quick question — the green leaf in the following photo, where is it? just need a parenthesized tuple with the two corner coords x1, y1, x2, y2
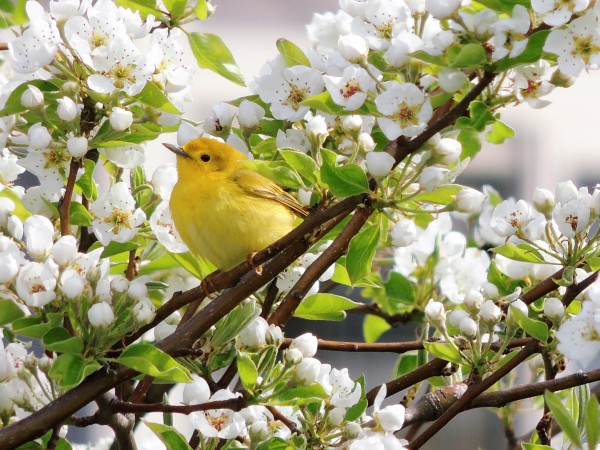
(188, 32, 246, 86)
(163, 0, 187, 18)
(0, 298, 24, 325)
(423, 342, 462, 364)
(384, 272, 415, 306)
(487, 260, 526, 296)
(346, 224, 381, 285)
(194, 0, 208, 19)
(49, 354, 100, 389)
(475, 0, 530, 14)
(268, 383, 329, 406)
(345, 399, 368, 422)
(320, 149, 369, 197)
(494, 30, 551, 72)
(545, 391, 583, 448)
(133, 81, 181, 114)
(554, 265, 575, 287)
(409, 50, 445, 67)
(240, 160, 304, 189)
(75, 159, 98, 201)
(69, 201, 93, 226)
(394, 353, 418, 377)
(117, 343, 192, 383)
(492, 243, 545, 263)
(42, 327, 84, 354)
(587, 257, 600, 271)
(458, 128, 481, 158)
(363, 314, 390, 343)
(521, 444, 553, 450)
(276, 38, 310, 67)
(100, 241, 140, 258)
(144, 421, 192, 450)
(295, 293, 360, 321)
(279, 149, 319, 185)
(463, 101, 496, 132)
(302, 91, 346, 115)
(509, 306, 548, 342)
(115, 0, 162, 18)
(486, 120, 515, 144)
(168, 251, 215, 279)
(12, 314, 61, 339)
(237, 352, 258, 390)
(412, 184, 463, 205)
(449, 43, 486, 68)
(211, 301, 261, 347)
(586, 395, 599, 450)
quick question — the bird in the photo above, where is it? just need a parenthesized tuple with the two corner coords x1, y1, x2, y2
(164, 137, 307, 271)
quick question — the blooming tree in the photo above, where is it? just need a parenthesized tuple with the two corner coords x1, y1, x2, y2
(0, 0, 599, 449)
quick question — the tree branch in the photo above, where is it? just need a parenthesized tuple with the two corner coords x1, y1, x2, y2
(408, 340, 540, 449)
(58, 158, 80, 236)
(283, 337, 425, 353)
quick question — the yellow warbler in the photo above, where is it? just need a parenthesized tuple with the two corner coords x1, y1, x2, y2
(164, 138, 307, 271)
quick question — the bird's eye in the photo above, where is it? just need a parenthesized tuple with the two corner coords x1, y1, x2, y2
(200, 154, 211, 162)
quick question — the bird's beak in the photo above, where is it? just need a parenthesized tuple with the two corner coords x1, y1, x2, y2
(163, 143, 191, 159)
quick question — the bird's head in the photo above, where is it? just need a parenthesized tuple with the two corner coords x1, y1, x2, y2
(163, 138, 248, 175)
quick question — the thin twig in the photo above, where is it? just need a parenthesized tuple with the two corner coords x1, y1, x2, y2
(58, 159, 80, 236)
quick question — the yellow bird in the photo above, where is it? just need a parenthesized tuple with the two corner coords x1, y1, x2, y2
(164, 138, 307, 271)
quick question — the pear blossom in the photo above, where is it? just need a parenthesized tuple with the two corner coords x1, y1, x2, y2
(491, 5, 530, 60)
(513, 61, 555, 108)
(490, 199, 533, 237)
(150, 202, 188, 253)
(338, 34, 369, 62)
(256, 63, 324, 121)
(325, 65, 376, 111)
(372, 384, 406, 432)
(350, 0, 413, 51)
(552, 199, 590, 238)
(16, 261, 59, 307)
(147, 28, 194, 92)
(276, 128, 311, 153)
(183, 375, 211, 405)
(555, 180, 579, 204)
(203, 102, 235, 135)
(375, 82, 432, 140)
(544, 10, 600, 77)
(532, 0, 590, 26)
(189, 390, 245, 439)
(8, 1, 60, 73)
(327, 368, 362, 407)
(100, 144, 145, 169)
(391, 218, 417, 247)
(90, 182, 146, 245)
(307, 10, 353, 53)
(556, 300, 600, 366)
(386, 30, 424, 67)
(0, 149, 26, 191)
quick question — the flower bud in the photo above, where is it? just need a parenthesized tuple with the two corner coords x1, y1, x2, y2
(57, 97, 78, 121)
(293, 357, 321, 385)
(51, 235, 78, 267)
(434, 137, 462, 164)
(290, 333, 318, 358)
(7, 216, 23, 241)
(456, 188, 485, 214)
(110, 276, 129, 294)
(463, 290, 483, 312)
(21, 85, 44, 109)
(342, 115, 363, 133)
(506, 299, 528, 329)
(344, 421, 362, 440)
(298, 188, 313, 206)
(62, 81, 80, 96)
(306, 115, 328, 147)
(438, 68, 468, 93)
(366, 152, 395, 177)
(543, 297, 565, 321)
(358, 132, 376, 152)
(327, 407, 345, 426)
(237, 100, 265, 129)
(109, 107, 133, 131)
(0, 385, 13, 413)
(183, 375, 211, 405)
(425, 0, 461, 18)
(38, 355, 53, 372)
(0, 254, 19, 283)
(555, 181, 578, 204)
(420, 166, 448, 191)
(459, 317, 478, 338)
(177, 121, 201, 146)
(425, 299, 446, 329)
(338, 34, 369, 63)
(88, 302, 114, 328)
(448, 309, 469, 329)
(28, 123, 52, 149)
(284, 347, 303, 365)
(532, 187, 554, 218)
(249, 420, 271, 441)
(390, 218, 417, 247)
(61, 275, 85, 300)
(479, 300, 501, 325)
(266, 324, 284, 346)
(67, 135, 88, 158)
(239, 317, 269, 348)
(133, 298, 155, 324)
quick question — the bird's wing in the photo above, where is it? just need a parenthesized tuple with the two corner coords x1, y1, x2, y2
(231, 168, 309, 218)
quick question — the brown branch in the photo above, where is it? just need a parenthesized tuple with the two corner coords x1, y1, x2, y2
(260, 280, 279, 319)
(536, 352, 557, 445)
(562, 270, 599, 307)
(268, 203, 374, 326)
(403, 367, 600, 426)
(111, 397, 245, 414)
(58, 159, 80, 236)
(282, 337, 425, 354)
(267, 405, 300, 435)
(408, 340, 540, 449)
(366, 358, 449, 405)
(96, 394, 136, 450)
(125, 250, 138, 281)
